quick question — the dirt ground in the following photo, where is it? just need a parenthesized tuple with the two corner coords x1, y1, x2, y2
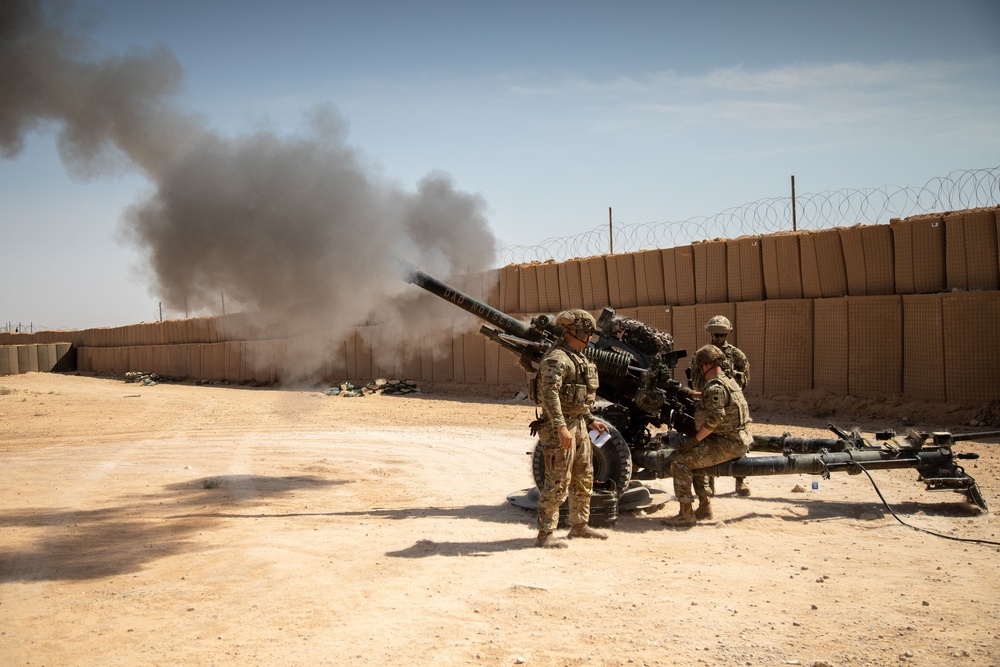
(1, 373, 998, 667)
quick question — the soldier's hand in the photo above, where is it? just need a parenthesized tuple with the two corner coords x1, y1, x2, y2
(588, 420, 610, 435)
(557, 425, 573, 450)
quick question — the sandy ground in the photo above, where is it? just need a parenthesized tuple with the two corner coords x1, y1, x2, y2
(1, 373, 998, 667)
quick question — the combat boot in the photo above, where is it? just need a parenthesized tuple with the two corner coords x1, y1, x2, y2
(695, 495, 713, 520)
(661, 503, 697, 527)
(568, 524, 609, 540)
(536, 530, 568, 549)
(735, 478, 751, 496)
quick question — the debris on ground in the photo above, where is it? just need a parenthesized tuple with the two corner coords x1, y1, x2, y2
(380, 379, 421, 395)
(124, 371, 162, 386)
(324, 379, 420, 397)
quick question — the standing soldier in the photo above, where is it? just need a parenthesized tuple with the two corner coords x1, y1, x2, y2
(665, 345, 753, 526)
(531, 309, 611, 548)
(690, 315, 752, 496)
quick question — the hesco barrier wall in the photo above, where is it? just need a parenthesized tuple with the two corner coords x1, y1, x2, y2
(0, 343, 75, 376)
(2, 207, 998, 405)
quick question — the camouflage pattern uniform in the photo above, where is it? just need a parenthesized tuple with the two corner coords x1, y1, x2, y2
(671, 368, 753, 505)
(690, 317, 751, 496)
(690, 341, 749, 391)
(535, 343, 600, 532)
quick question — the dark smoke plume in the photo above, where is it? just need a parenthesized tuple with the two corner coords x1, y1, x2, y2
(0, 0, 202, 177)
(1, 0, 498, 369)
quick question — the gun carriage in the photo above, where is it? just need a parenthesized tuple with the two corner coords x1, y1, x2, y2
(402, 262, 991, 512)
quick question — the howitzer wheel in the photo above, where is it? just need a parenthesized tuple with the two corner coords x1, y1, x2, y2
(531, 419, 632, 495)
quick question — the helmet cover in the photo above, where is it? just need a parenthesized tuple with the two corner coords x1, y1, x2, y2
(557, 309, 596, 339)
(694, 344, 726, 368)
(705, 315, 733, 334)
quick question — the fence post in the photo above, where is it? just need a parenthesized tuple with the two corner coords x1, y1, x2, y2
(791, 175, 797, 232)
(609, 207, 614, 255)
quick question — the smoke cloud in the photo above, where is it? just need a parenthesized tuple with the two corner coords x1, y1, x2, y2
(1, 0, 498, 364)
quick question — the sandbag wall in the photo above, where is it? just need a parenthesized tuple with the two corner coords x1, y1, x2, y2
(2, 207, 997, 404)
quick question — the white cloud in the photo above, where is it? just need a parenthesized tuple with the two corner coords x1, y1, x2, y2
(502, 58, 1000, 135)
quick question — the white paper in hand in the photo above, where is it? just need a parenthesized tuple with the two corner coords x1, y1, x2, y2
(589, 429, 611, 448)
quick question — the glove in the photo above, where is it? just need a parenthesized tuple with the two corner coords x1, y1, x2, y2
(678, 386, 698, 400)
(528, 415, 548, 437)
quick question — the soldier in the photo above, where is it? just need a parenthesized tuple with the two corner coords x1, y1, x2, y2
(664, 344, 753, 527)
(690, 315, 752, 496)
(531, 309, 611, 548)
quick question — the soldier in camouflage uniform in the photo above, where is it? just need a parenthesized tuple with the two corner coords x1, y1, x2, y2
(689, 315, 752, 496)
(664, 344, 753, 527)
(532, 309, 611, 549)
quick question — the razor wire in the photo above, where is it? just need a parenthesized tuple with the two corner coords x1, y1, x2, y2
(497, 166, 1000, 266)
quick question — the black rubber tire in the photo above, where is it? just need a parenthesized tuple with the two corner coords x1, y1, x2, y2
(531, 419, 632, 495)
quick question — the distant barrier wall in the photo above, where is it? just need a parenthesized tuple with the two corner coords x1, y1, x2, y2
(0, 343, 75, 376)
(3, 207, 998, 405)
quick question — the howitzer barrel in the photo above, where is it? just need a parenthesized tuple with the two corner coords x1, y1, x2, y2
(400, 261, 532, 339)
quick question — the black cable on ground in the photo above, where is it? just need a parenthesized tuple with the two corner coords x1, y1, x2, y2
(855, 465, 1000, 547)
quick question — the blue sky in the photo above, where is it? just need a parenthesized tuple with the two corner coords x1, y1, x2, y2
(2, 0, 999, 330)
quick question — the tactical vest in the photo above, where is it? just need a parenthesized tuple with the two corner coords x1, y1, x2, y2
(705, 374, 751, 434)
(722, 345, 748, 389)
(528, 347, 598, 411)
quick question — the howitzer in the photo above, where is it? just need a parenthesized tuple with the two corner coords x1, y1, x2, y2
(401, 261, 698, 441)
(401, 262, 991, 512)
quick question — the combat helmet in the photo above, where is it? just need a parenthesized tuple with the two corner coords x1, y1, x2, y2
(693, 344, 726, 368)
(705, 315, 733, 334)
(556, 309, 597, 340)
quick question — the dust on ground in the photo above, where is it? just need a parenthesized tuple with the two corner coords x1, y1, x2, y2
(1, 373, 998, 667)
